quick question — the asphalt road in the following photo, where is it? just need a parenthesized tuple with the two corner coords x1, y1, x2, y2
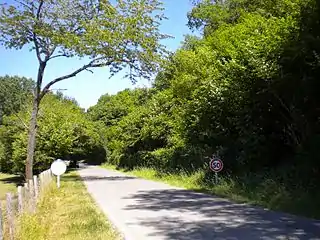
(78, 166, 320, 240)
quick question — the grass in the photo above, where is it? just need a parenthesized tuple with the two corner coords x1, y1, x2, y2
(102, 164, 248, 202)
(102, 163, 320, 220)
(0, 172, 23, 200)
(15, 171, 121, 240)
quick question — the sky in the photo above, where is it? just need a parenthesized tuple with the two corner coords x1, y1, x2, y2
(0, 0, 195, 110)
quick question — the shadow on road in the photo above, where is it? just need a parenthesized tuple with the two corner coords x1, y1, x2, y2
(122, 189, 320, 240)
(63, 175, 135, 182)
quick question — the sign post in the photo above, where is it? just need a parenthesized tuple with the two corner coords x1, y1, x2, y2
(209, 156, 223, 184)
(50, 159, 67, 188)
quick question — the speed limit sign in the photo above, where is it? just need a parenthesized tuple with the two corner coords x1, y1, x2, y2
(209, 158, 223, 173)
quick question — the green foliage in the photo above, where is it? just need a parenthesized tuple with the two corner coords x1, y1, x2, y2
(0, 91, 103, 175)
(87, 88, 153, 126)
(188, 0, 304, 36)
(91, 0, 320, 217)
(0, 75, 33, 121)
(0, 0, 170, 82)
(0, 75, 34, 172)
(1, 0, 171, 179)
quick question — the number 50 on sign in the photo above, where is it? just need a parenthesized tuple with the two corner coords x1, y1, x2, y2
(209, 158, 223, 173)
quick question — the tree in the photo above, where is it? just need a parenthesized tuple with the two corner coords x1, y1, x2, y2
(0, 75, 34, 124)
(187, 0, 303, 36)
(87, 88, 153, 126)
(0, 91, 101, 175)
(0, 0, 170, 179)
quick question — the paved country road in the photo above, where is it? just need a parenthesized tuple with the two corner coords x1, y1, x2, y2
(78, 165, 320, 240)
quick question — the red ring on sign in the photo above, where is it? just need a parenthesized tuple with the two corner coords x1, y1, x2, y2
(209, 158, 223, 173)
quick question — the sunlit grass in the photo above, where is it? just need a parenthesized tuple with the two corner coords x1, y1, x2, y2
(15, 171, 121, 240)
(102, 163, 247, 201)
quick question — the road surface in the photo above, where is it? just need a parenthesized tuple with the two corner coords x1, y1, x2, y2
(78, 166, 320, 240)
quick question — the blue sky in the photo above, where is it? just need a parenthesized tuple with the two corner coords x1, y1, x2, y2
(0, 0, 195, 109)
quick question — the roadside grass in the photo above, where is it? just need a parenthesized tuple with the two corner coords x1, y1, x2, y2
(15, 171, 121, 240)
(102, 163, 320, 220)
(0, 172, 23, 199)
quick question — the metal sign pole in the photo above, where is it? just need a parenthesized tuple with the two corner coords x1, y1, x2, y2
(215, 172, 218, 185)
(57, 175, 60, 188)
(209, 155, 223, 185)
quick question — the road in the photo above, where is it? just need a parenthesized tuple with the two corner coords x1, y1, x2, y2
(78, 166, 320, 240)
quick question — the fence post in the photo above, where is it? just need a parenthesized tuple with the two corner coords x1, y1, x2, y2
(48, 170, 52, 183)
(0, 203, 3, 240)
(6, 193, 14, 240)
(24, 182, 28, 192)
(18, 186, 23, 214)
(39, 173, 43, 192)
(44, 171, 48, 185)
(33, 175, 39, 200)
(29, 179, 36, 213)
(24, 182, 29, 212)
(46, 170, 49, 184)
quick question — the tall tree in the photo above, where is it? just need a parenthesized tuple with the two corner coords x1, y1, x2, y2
(0, 75, 34, 121)
(0, 0, 169, 179)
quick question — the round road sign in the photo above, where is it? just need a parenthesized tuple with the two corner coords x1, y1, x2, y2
(50, 159, 67, 176)
(209, 158, 223, 173)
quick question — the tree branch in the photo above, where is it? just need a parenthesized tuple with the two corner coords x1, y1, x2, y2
(44, 46, 57, 62)
(33, 0, 45, 63)
(48, 53, 67, 61)
(36, 0, 44, 20)
(85, 69, 94, 74)
(33, 34, 43, 63)
(14, 0, 34, 13)
(39, 57, 113, 100)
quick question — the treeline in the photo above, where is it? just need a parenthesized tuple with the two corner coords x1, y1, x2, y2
(0, 75, 105, 176)
(88, 0, 320, 176)
(88, 0, 320, 216)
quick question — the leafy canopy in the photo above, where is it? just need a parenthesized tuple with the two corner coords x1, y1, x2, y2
(0, 0, 170, 84)
(0, 75, 34, 122)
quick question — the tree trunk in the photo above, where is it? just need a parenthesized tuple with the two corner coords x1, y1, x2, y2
(25, 97, 40, 180)
(25, 61, 45, 180)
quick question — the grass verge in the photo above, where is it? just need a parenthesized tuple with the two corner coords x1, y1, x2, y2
(102, 164, 320, 220)
(15, 171, 121, 240)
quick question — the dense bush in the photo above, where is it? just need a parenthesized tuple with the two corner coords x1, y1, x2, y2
(88, 0, 320, 216)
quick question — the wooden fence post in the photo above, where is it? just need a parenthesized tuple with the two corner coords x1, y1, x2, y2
(6, 193, 14, 240)
(0, 203, 3, 240)
(24, 182, 28, 192)
(34, 175, 39, 200)
(39, 173, 43, 192)
(46, 170, 49, 184)
(48, 170, 51, 183)
(28, 179, 35, 213)
(23, 182, 29, 212)
(44, 171, 48, 185)
(18, 186, 23, 214)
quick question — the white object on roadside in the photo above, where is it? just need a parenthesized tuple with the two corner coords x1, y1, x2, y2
(50, 159, 67, 188)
